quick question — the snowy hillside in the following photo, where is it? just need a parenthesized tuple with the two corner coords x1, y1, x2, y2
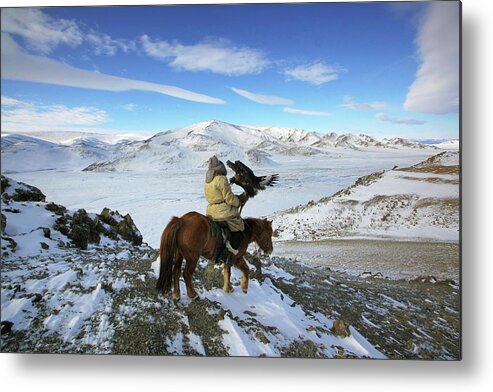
(1, 175, 389, 358)
(2, 130, 151, 145)
(432, 140, 460, 150)
(82, 120, 433, 172)
(1, 133, 139, 174)
(272, 151, 460, 242)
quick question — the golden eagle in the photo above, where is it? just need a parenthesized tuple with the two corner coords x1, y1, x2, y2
(226, 160, 279, 198)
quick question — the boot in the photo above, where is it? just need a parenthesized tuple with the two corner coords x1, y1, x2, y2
(230, 231, 244, 249)
(218, 246, 229, 265)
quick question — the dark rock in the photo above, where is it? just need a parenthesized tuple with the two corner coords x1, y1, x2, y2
(98, 207, 118, 226)
(1, 321, 14, 335)
(255, 331, 271, 344)
(40, 242, 49, 250)
(1, 213, 6, 234)
(1, 176, 46, 202)
(0, 176, 9, 194)
(45, 202, 67, 215)
(68, 209, 100, 250)
(3, 208, 20, 214)
(97, 208, 143, 246)
(31, 293, 43, 303)
(54, 215, 70, 236)
(331, 320, 351, 338)
(115, 214, 143, 246)
(1, 236, 17, 251)
(216, 309, 227, 321)
(42, 227, 51, 239)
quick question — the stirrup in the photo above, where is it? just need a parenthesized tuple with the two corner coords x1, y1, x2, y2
(225, 241, 239, 255)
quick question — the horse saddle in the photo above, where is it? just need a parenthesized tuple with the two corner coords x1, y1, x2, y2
(207, 217, 231, 263)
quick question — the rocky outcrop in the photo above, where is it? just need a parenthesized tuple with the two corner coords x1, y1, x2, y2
(1, 176, 145, 254)
(1, 175, 46, 202)
(68, 209, 102, 250)
(97, 208, 143, 246)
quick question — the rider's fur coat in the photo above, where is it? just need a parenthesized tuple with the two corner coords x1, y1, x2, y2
(204, 172, 244, 232)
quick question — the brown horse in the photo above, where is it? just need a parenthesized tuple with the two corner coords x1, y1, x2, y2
(156, 211, 273, 300)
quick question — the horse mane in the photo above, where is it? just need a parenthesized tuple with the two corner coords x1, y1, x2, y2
(243, 217, 269, 238)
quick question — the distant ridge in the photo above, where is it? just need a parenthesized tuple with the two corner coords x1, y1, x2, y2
(80, 119, 435, 172)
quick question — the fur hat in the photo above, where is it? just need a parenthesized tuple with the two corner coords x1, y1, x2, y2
(205, 155, 227, 183)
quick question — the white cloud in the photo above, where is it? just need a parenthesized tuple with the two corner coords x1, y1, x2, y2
(140, 35, 269, 76)
(283, 107, 330, 116)
(1, 8, 136, 57)
(284, 62, 343, 85)
(1, 96, 28, 107)
(404, 2, 459, 114)
(1, 96, 109, 133)
(1, 33, 224, 104)
(338, 96, 387, 111)
(231, 87, 294, 106)
(120, 103, 137, 111)
(86, 31, 136, 56)
(376, 113, 425, 126)
(0, 8, 83, 54)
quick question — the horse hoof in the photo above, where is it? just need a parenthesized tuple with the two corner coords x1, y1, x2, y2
(223, 286, 234, 293)
(242, 289, 248, 294)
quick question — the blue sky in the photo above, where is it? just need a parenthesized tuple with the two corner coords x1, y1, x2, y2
(1, 2, 460, 139)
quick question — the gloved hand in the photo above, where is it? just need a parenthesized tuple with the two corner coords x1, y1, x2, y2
(237, 192, 249, 204)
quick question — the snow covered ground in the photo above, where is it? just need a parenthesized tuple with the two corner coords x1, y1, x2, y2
(1, 175, 387, 357)
(272, 151, 460, 243)
(148, 258, 386, 358)
(1, 122, 460, 358)
(8, 149, 437, 248)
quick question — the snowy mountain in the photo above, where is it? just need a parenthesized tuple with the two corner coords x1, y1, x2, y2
(272, 151, 460, 242)
(1, 133, 139, 173)
(431, 140, 460, 150)
(82, 120, 433, 172)
(2, 130, 151, 145)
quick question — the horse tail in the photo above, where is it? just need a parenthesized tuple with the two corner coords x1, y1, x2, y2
(156, 216, 183, 294)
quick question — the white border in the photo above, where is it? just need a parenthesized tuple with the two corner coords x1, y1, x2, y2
(2, 0, 492, 391)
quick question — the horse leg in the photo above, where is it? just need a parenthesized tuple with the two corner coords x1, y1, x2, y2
(235, 257, 250, 294)
(222, 264, 234, 293)
(183, 257, 199, 300)
(172, 255, 183, 300)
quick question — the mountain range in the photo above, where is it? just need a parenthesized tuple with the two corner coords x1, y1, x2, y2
(82, 120, 436, 172)
(2, 119, 441, 173)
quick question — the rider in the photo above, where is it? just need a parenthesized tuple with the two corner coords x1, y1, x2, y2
(204, 155, 249, 265)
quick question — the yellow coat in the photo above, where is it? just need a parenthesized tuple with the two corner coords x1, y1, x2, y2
(204, 175, 244, 232)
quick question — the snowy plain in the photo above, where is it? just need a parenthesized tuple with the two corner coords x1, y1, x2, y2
(9, 148, 438, 248)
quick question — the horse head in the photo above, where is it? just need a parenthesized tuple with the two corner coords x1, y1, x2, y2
(255, 218, 274, 255)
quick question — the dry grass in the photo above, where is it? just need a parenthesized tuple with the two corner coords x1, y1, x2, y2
(414, 197, 460, 209)
(397, 165, 460, 175)
(399, 176, 460, 185)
